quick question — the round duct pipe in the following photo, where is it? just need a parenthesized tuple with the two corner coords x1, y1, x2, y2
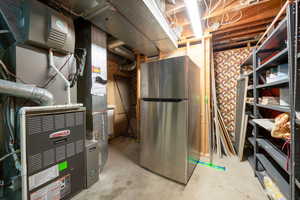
(108, 40, 125, 49)
(120, 62, 136, 71)
(108, 40, 135, 61)
(166, 0, 176, 4)
(111, 47, 135, 61)
(108, 39, 136, 71)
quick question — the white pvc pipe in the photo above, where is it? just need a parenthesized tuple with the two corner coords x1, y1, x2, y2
(19, 104, 82, 200)
(48, 49, 71, 105)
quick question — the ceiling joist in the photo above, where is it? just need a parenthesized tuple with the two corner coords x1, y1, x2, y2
(212, 17, 275, 35)
(213, 36, 258, 45)
(213, 27, 267, 41)
(167, 0, 285, 50)
(202, 0, 272, 20)
(213, 39, 259, 51)
(166, 4, 186, 16)
(207, 1, 283, 33)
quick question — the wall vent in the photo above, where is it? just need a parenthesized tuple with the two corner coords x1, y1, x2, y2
(47, 28, 66, 49)
(47, 13, 67, 50)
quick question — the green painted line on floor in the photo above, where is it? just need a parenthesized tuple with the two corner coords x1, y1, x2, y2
(188, 157, 226, 171)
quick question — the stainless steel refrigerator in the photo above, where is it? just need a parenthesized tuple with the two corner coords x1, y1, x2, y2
(140, 56, 201, 184)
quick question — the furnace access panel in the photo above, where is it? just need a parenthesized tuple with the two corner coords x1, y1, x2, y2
(25, 108, 86, 200)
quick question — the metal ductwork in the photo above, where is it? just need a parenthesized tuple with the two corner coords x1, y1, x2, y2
(0, 79, 54, 106)
(112, 47, 135, 61)
(120, 62, 136, 71)
(69, 0, 178, 56)
(108, 40, 125, 49)
(108, 39, 136, 70)
(166, 0, 176, 4)
(108, 40, 135, 61)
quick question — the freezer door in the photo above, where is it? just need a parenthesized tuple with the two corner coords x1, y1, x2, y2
(141, 59, 160, 98)
(141, 56, 188, 99)
(140, 100, 188, 184)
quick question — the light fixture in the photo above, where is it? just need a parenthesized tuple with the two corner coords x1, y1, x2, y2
(184, 0, 203, 38)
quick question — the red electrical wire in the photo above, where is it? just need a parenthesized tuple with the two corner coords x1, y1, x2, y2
(282, 139, 291, 171)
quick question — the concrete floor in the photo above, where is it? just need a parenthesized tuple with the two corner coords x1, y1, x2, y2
(74, 137, 267, 200)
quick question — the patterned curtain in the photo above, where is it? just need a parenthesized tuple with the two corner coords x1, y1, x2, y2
(214, 47, 252, 134)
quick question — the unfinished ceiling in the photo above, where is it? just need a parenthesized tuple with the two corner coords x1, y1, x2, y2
(38, 0, 179, 57)
(40, 0, 286, 52)
(165, 0, 286, 51)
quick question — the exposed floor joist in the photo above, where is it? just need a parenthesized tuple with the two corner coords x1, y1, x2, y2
(203, 0, 272, 20)
(214, 39, 259, 51)
(213, 29, 265, 42)
(212, 17, 275, 35)
(166, 0, 285, 50)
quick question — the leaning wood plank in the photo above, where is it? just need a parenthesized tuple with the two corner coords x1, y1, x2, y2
(213, 106, 222, 157)
(215, 118, 230, 156)
(217, 116, 232, 156)
(218, 113, 235, 156)
(239, 115, 249, 161)
(238, 76, 249, 159)
(214, 117, 223, 155)
(204, 38, 211, 155)
(211, 48, 221, 157)
(212, 120, 216, 154)
(234, 76, 249, 154)
(217, 109, 236, 156)
(215, 108, 232, 156)
(217, 111, 231, 151)
(218, 120, 231, 156)
(205, 37, 213, 162)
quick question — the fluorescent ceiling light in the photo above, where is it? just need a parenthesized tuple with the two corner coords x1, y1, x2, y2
(184, 0, 203, 38)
